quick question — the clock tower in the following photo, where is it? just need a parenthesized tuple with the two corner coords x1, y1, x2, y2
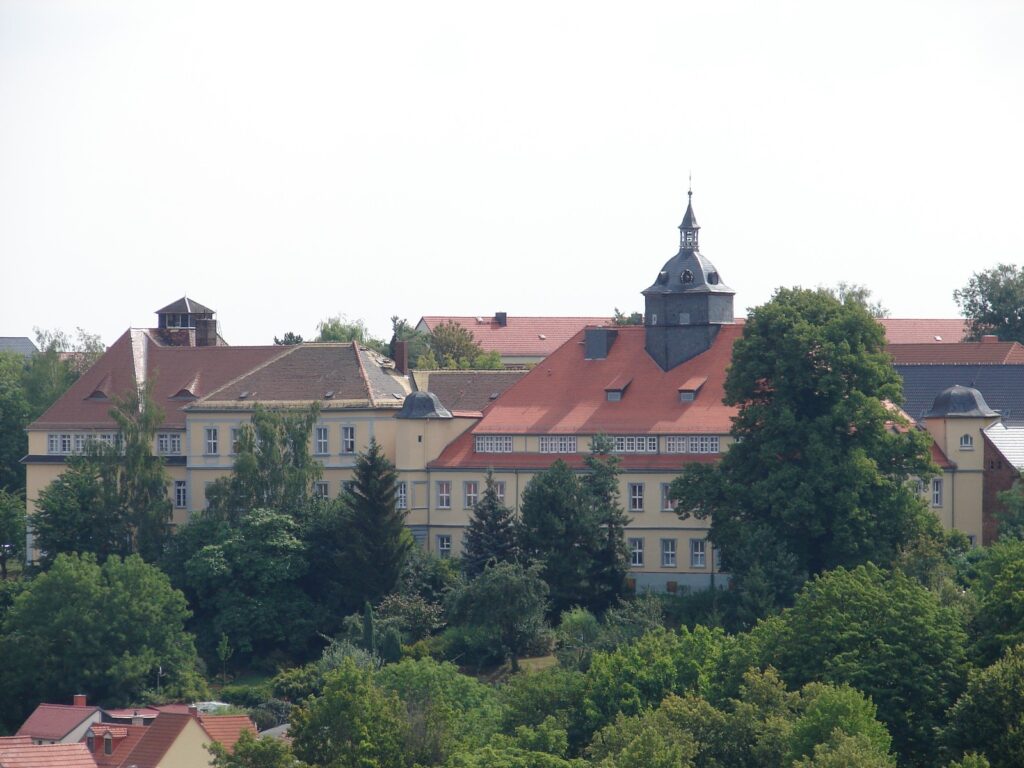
(643, 189, 735, 371)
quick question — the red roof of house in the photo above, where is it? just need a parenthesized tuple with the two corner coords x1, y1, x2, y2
(418, 316, 612, 358)
(16, 705, 100, 741)
(888, 341, 1024, 365)
(83, 726, 145, 768)
(111, 713, 197, 768)
(0, 739, 32, 748)
(0, 742, 98, 768)
(197, 716, 257, 754)
(879, 318, 969, 344)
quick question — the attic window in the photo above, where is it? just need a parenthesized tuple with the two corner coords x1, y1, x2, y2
(707, 271, 719, 285)
(170, 389, 196, 400)
(682, 269, 694, 284)
(489, 391, 500, 400)
(538, 334, 547, 340)
(324, 390, 335, 399)
(678, 376, 707, 403)
(960, 434, 974, 450)
(238, 391, 252, 400)
(87, 389, 108, 400)
(86, 732, 95, 752)
(605, 375, 632, 402)
(104, 733, 113, 755)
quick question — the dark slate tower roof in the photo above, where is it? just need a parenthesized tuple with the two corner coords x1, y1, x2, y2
(644, 189, 732, 298)
(396, 391, 453, 419)
(925, 384, 999, 419)
(679, 194, 698, 230)
(156, 296, 214, 315)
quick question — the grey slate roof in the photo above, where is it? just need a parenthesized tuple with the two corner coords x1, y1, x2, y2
(155, 296, 214, 315)
(396, 392, 452, 419)
(924, 385, 999, 419)
(0, 337, 38, 357)
(897, 364, 1024, 424)
(985, 423, 1024, 469)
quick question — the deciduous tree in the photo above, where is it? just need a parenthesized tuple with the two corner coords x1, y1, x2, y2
(316, 314, 388, 354)
(0, 352, 29, 492)
(0, 489, 25, 579)
(954, 263, 1024, 342)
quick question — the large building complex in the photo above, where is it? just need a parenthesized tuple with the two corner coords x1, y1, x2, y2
(22, 194, 1021, 586)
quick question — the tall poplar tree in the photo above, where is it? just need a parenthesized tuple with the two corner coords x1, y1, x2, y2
(462, 471, 520, 578)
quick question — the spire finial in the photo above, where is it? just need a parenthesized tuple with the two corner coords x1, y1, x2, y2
(688, 172, 692, 198)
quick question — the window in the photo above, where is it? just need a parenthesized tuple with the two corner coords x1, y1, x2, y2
(315, 426, 329, 455)
(932, 478, 943, 507)
(342, 426, 356, 454)
(539, 435, 577, 453)
(50, 433, 72, 454)
(606, 391, 622, 402)
(343, 480, 355, 494)
(968, 534, 977, 546)
(104, 733, 113, 756)
(494, 480, 506, 504)
(205, 427, 219, 455)
(628, 537, 644, 567)
(613, 436, 658, 453)
(98, 433, 117, 448)
(475, 435, 514, 453)
(157, 433, 181, 455)
(690, 538, 706, 568)
(313, 481, 329, 499)
(228, 428, 240, 454)
(628, 482, 644, 512)
(437, 534, 452, 559)
(464, 481, 479, 508)
(73, 434, 87, 454)
(174, 481, 187, 509)
(437, 481, 451, 509)
(661, 539, 677, 568)
(397, 481, 408, 510)
(960, 434, 974, 450)
(666, 435, 720, 454)
(660, 483, 677, 512)
(86, 733, 95, 753)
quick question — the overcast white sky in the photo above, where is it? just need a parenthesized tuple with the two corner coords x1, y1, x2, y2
(2, 1, 1023, 346)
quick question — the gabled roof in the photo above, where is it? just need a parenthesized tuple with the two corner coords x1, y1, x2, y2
(197, 716, 257, 754)
(28, 331, 284, 430)
(112, 713, 197, 768)
(84, 725, 146, 768)
(897, 364, 1024, 424)
(888, 341, 1024, 365)
(0, 337, 38, 357)
(879, 318, 969, 344)
(0, 742, 97, 768)
(410, 370, 527, 412)
(417, 316, 611, 358)
(188, 343, 409, 410)
(155, 297, 213, 315)
(15, 705, 100, 741)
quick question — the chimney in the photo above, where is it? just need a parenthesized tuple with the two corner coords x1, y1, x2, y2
(981, 334, 998, 343)
(196, 318, 218, 347)
(132, 710, 144, 726)
(393, 340, 409, 374)
(188, 706, 199, 718)
(494, 312, 508, 327)
(73, 694, 87, 707)
(584, 328, 618, 360)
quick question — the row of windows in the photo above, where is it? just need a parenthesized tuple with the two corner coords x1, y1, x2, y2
(46, 432, 119, 454)
(628, 536, 709, 569)
(201, 425, 357, 456)
(473, 434, 721, 455)
(431, 480, 507, 509)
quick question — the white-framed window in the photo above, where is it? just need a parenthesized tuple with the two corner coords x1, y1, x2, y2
(342, 426, 356, 454)
(475, 435, 514, 453)
(494, 480, 506, 504)
(539, 435, 577, 453)
(665, 435, 721, 454)
(230, 428, 241, 454)
(174, 480, 187, 509)
(661, 538, 677, 568)
(932, 478, 943, 507)
(628, 482, 644, 512)
(205, 427, 219, 455)
(464, 481, 479, 508)
(437, 481, 451, 509)
(690, 538, 706, 568)
(315, 426, 329, 455)
(60, 433, 73, 454)
(98, 433, 117, 448)
(313, 481, 329, 499)
(73, 434, 88, 454)
(157, 433, 181, 455)
(397, 481, 408, 510)
(628, 537, 644, 567)
(959, 434, 974, 450)
(613, 436, 659, 453)
(660, 483, 677, 512)
(437, 534, 452, 559)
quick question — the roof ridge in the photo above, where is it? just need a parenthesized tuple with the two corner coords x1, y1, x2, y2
(191, 344, 300, 403)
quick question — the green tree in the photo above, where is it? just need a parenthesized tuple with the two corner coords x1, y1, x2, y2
(273, 331, 304, 345)
(336, 439, 412, 606)
(582, 435, 630, 613)
(954, 263, 1024, 342)
(786, 682, 892, 765)
(994, 480, 1024, 539)
(0, 553, 205, 730)
(446, 561, 551, 670)
(763, 564, 968, 765)
(290, 657, 407, 768)
(818, 281, 890, 318)
(612, 308, 643, 326)
(0, 352, 30, 492)
(0, 490, 26, 579)
(463, 471, 520, 578)
(672, 287, 936, 615)
(22, 327, 105, 420)
(428, 320, 484, 368)
(316, 314, 388, 354)
(206, 404, 321, 522)
(964, 538, 1024, 664)
(944, 645, 1024, 768)
(209, 730, 308, 768)
(793, 732, 896, 768)
(389, 316, 430, 362)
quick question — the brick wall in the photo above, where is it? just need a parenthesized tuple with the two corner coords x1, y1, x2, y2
(982, 433, 1019, 544)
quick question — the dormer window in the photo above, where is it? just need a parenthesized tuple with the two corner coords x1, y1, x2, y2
(960, 434, 974, 450)
(104, 733, 113, 755)
(86, 731, 95, 752)
(604, 375, 632, 402)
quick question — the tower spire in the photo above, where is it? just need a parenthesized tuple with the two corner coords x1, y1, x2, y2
(679, 182, 699, 250)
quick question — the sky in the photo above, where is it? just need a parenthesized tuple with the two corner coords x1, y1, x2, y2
(1, 0, 1023, 347)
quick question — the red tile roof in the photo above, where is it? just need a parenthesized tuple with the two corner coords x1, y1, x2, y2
(28, 330, 285, 430)
(418, 316, 612, 358)
(111, 713, 195, 768)
(197, 716, 257, 754)
(888, 341, 1024, 365)
(83, 726, 145, 768)
(411, 370, 527, 412)
(0, 742, 98, 768)
(0, 739, 32, 748)
(16, 706, 100, 741)
(879, 318, 969, 344)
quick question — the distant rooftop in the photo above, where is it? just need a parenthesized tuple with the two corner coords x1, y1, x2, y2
(0, 336, 38, 358)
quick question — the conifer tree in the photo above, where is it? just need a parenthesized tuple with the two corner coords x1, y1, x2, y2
(582, 435, 630, 613)
(337, 439, 412, 607)
(462, 471, 520, 578)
